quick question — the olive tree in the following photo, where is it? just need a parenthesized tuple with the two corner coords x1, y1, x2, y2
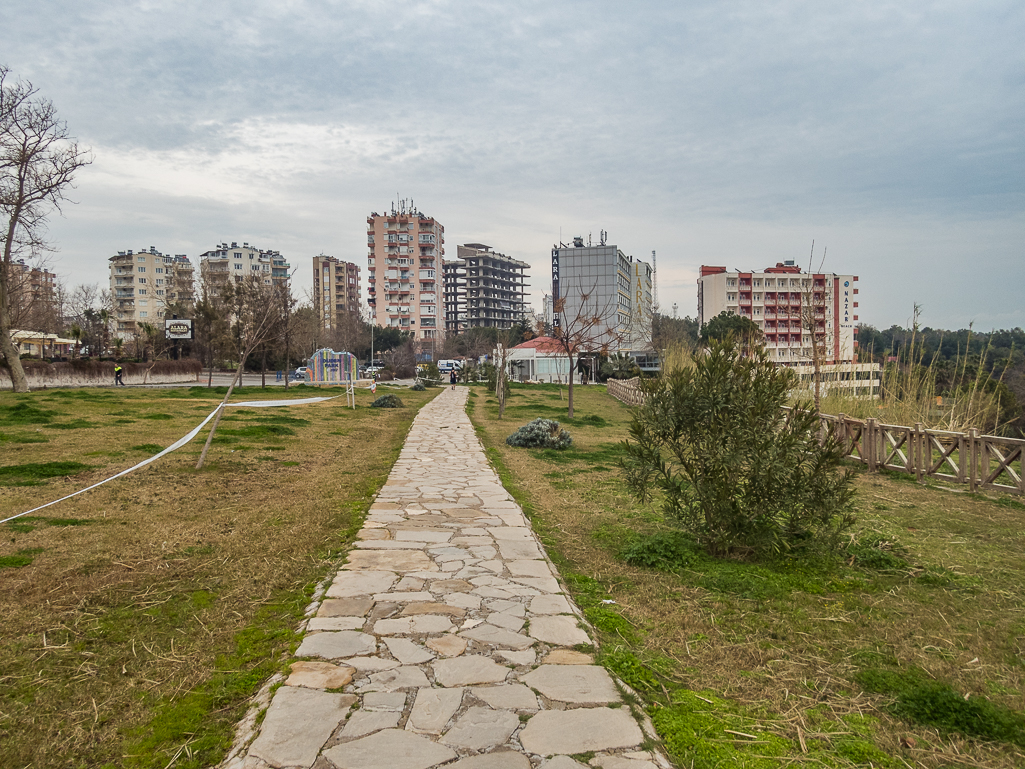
(1, 66, 91, 391)
(621, 337, 856, 560)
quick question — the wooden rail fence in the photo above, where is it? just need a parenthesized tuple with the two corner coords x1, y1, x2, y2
(606, 378, 1024, 496)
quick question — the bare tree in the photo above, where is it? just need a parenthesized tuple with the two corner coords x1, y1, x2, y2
(196, 275, 285, 469)
(1, 66, 91, 390)
(550, 280, 622, 418)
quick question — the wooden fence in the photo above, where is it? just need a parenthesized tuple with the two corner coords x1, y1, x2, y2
(606, 378, 1024, 496)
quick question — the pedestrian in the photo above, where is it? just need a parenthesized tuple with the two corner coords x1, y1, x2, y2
(450, 369, 457, 390)
(114, 362, 125, 386)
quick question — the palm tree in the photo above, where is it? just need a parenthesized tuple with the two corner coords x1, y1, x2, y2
(137, 322, 157, 362)
(69, 324, 83, 360)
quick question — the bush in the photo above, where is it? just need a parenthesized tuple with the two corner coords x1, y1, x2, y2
(370, 394, 404, 408)
(621, 338, 856, 560)
(410, 381, 426, 391)
(376, 369, 394, 381)
(506, 418, 572, 449)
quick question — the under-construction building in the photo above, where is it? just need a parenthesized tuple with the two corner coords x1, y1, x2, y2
(443, 244, 529, 332)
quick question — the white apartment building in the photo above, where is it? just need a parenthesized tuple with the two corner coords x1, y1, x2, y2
(198, 242, 290, 290)
(551, 238, 653, 356)
(366, 200, 444, 342)
(697, 261, 861, 364)
(108, 247, 195, 338)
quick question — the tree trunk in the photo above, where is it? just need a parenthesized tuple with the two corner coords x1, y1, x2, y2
(0, 303, 29, 392)
(567, 351, 575, 418)
(261, 346, 267, 388)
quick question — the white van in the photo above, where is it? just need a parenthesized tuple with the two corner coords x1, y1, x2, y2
(437, 360, 463, 373)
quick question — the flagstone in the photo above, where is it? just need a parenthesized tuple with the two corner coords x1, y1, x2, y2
(406, 686, 464, 733)
(494, 649, 536, 666)
(296, 631, 376, 660)
(507, 560, 554, 578)
(341, 709, 401, 739)
(448, 753, 532, 769)
(249, 687, 352, 768)
(425, 635, 468, 657)
(497, 540, 544, 560)
(344, 550, 437, 572)
(541, 758, 589, 769)
(344, 656, 401, 672)
(383, 637, 435, 664)
(318, 597, 375, 617)
(528, 616, 590, 647)
(487, 612, 526, 631)
(518, 708, 644, 755)
(400, 601, 466, 617)
(285, 661, 356, 690)
(433, 655, 510, 687)
(529, 594, 574, 615)
(543, 649, 594, 665)
(363, 691, 407, 710)
(521, 665, 620, 704)
(511, 576, 562, 593)
(590, 757, 660, 769)
(470, 683, 539, 710)
(371, 591, 435, 602)
(459, 624, 535, 650)
(441, 706, 519, 750)
(327, 571, 397, 598)
(374, 615, 454, 635)
(322, 729, 457, 769)
(361, 665, 431, 692)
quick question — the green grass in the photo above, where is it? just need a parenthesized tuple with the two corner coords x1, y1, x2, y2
(0, 548, 44, 568)
(0, 430, 49, 444)
(0, 460, 93, 486)
(469, 382, 1025, 768)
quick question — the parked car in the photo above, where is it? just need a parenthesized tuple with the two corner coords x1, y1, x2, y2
(294, 366, 310, 379)
(364, 365, 383, 377)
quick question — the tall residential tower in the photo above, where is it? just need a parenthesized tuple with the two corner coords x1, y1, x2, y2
(366, 201, 444, 342)
(443, 244, 529, 332)
(313, 255, 361, 330)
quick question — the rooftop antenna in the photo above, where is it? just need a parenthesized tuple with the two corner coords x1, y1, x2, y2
(652, 250, 658, 309)
(588, 232, 592, 246)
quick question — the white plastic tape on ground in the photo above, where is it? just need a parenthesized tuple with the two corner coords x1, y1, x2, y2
(0, 395, 342, 525)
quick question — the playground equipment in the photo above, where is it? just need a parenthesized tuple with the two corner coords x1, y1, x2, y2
(305, 348, 360, 408)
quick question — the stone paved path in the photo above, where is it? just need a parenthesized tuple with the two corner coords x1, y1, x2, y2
(224, 388, 670, 769)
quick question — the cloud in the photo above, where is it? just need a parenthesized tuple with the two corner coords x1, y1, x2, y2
(2, 0, 1022, 329)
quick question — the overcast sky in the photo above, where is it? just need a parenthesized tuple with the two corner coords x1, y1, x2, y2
(3, 0, 1022, 331)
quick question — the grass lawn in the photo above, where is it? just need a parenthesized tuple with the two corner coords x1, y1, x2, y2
(0, 382, 437, 769)
(469, 381, 1025, 769)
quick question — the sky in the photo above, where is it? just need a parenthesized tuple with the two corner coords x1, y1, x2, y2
(2, 0, 1023, 332)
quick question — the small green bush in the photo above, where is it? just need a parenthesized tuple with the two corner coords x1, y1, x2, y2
(410, 381, 426, 392)
(621, 338, 855, 560)
(506, 418, 572, 449)
(370, 394, 404, 409)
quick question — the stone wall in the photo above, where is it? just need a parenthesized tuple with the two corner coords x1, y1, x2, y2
(0, 359, 202, 388)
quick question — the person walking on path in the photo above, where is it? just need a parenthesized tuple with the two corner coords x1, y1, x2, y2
(449, 368, 457, 389)
(114, 363, 125, 386)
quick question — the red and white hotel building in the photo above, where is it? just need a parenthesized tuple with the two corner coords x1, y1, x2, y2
(697, 261, 860, 365)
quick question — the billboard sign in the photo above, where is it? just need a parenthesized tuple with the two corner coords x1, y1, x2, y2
(165, 318, 194, 340)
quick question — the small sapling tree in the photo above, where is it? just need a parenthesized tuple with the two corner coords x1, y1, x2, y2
(621, 337, 856, 560)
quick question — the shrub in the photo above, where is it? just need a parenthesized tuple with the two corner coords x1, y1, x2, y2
(370, 394, 404, 409)
(410, 381, 426, 391)
(621, 337, 856, 560)
(506, 418, 572, 449)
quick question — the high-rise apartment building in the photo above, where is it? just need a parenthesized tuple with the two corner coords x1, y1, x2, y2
(313, 255, 361, 330)
(697, 262, 860, 364)
(198, 241, 290, 291)
(109, 247, 195, 337)
(550, 238, 653, 354)
(9, 259, 57, 331)
(443, 244, 529, 333)
(366, 201, 444, 341)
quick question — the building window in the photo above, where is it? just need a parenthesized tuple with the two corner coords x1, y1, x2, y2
(139, 311, 148, 317)
(138, 278, 146, 284)
(235, 264, 242, 270)
(155, 267, 164, 274)
(138, 267, 146, 273)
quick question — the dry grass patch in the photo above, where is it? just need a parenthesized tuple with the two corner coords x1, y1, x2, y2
(470, 382, 1025, 769)
(0, 383, 436, 768)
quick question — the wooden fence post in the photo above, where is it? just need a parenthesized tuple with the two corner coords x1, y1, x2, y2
(968, 428, 979, 492)
(865, 418, 876, 471)
(914, 423, 925, 482)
